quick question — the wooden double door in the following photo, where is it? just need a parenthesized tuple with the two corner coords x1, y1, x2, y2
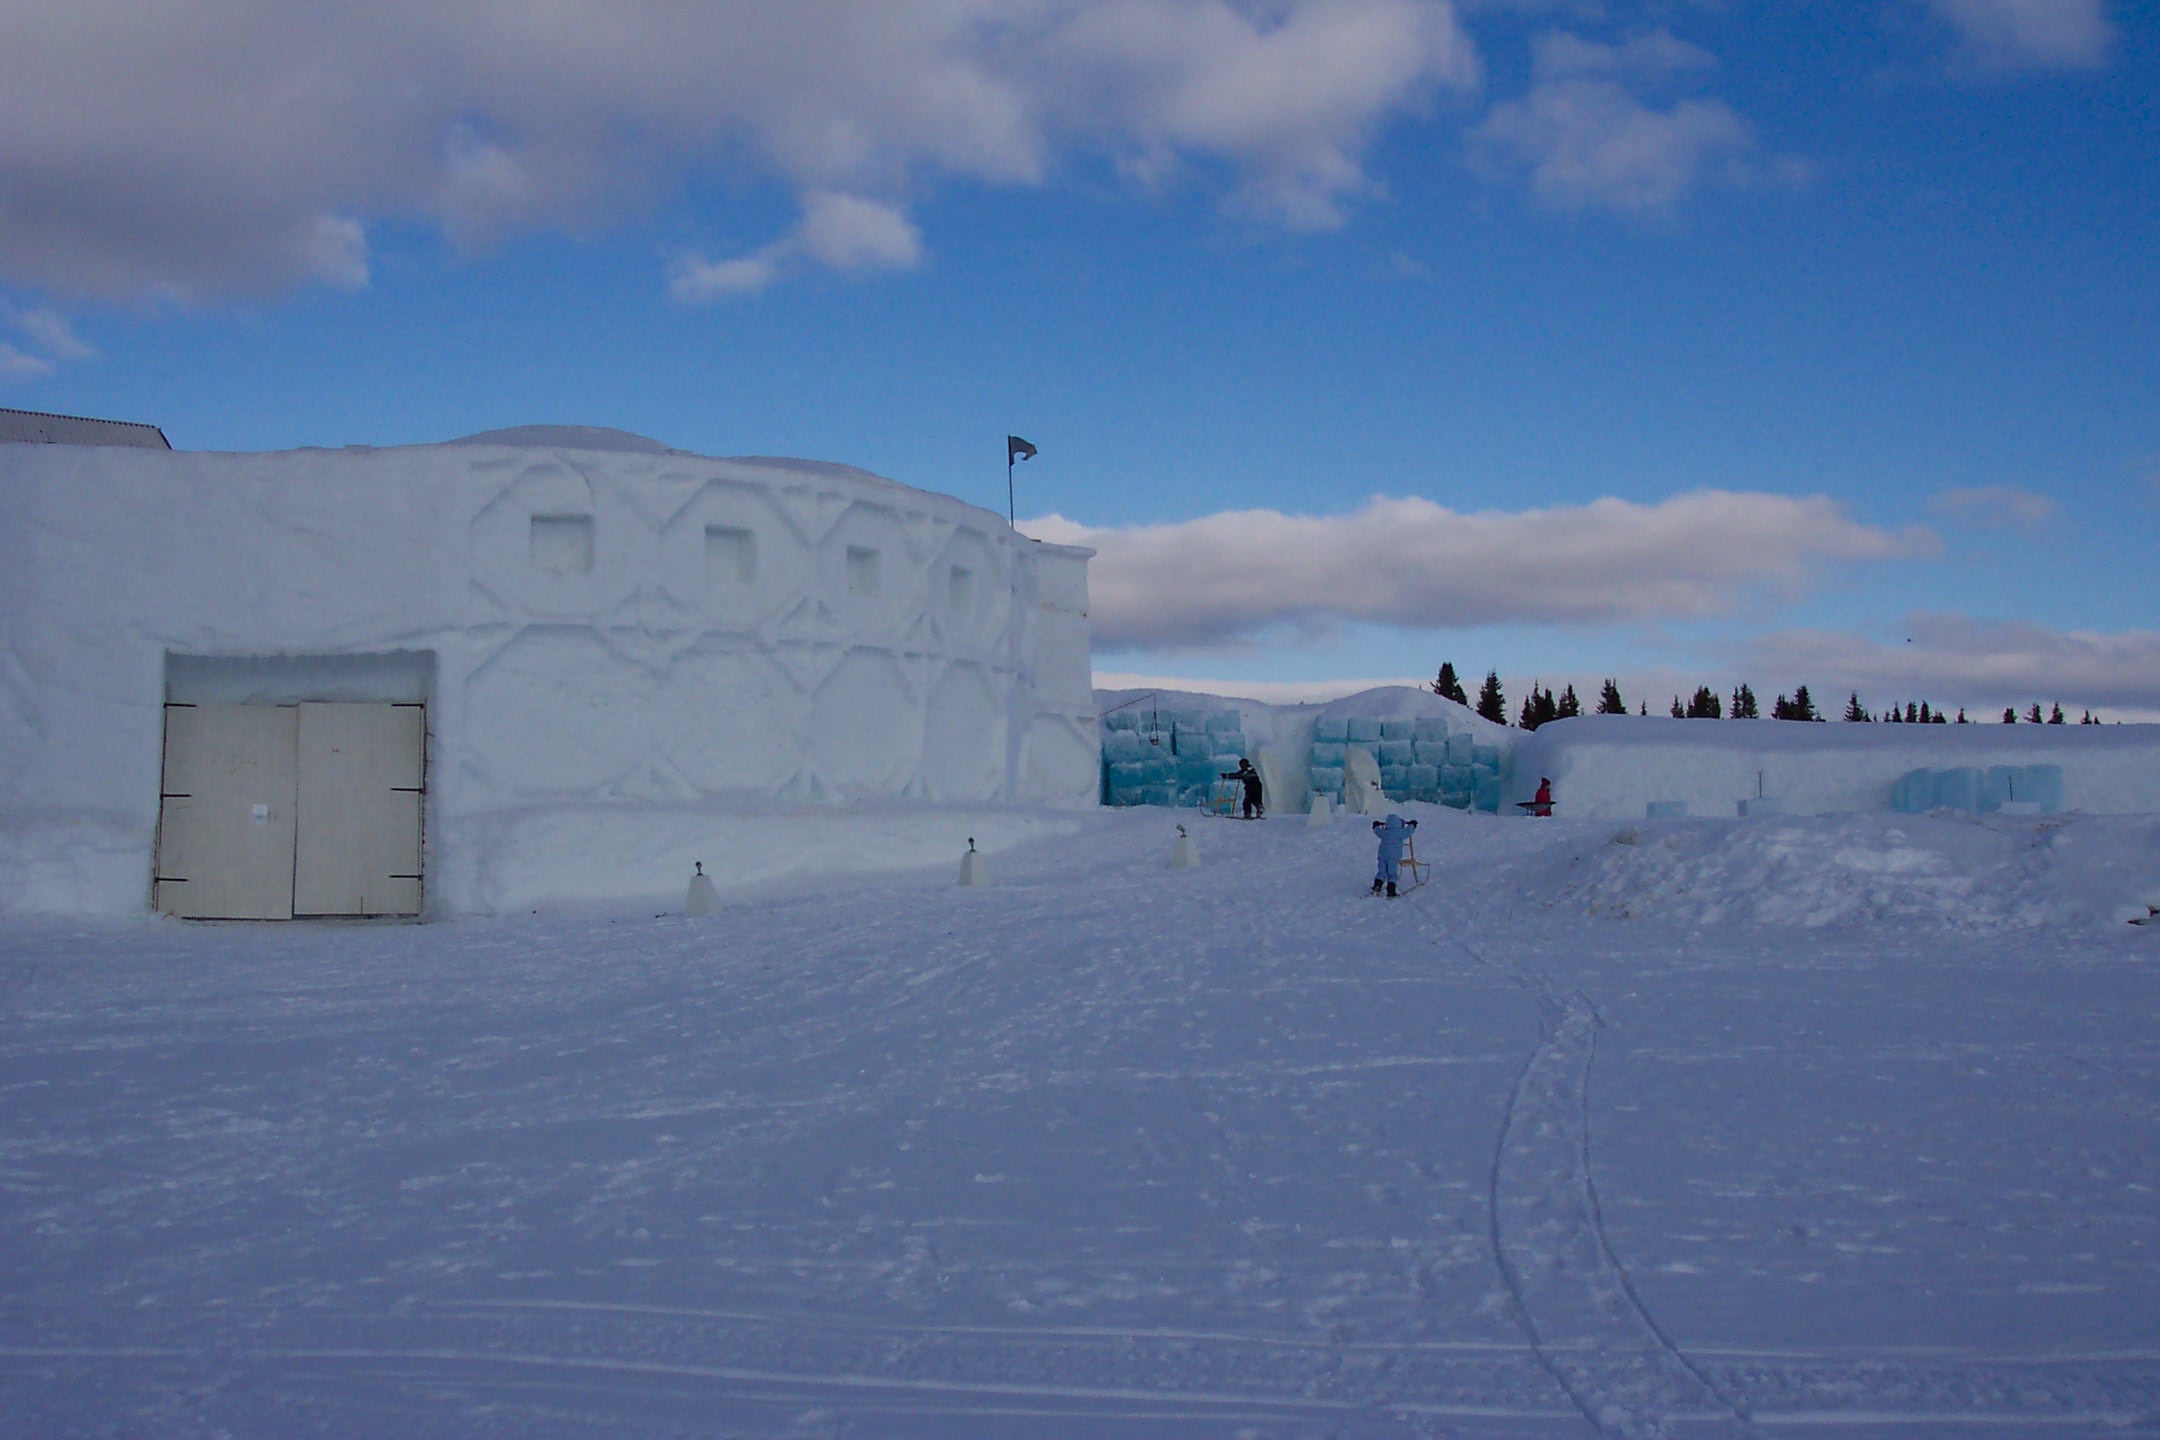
(156, 702, 425, 919)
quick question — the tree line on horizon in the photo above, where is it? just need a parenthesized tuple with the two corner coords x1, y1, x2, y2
(1427, 663, 2107, 733)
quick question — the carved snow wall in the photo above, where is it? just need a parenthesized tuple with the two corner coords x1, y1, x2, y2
(0, 438, 1098, 916)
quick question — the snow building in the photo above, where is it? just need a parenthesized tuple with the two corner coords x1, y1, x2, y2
(1, 404, 171, 449)
(1510, 714, 2160, 819)
(0, 425, 1097, 919)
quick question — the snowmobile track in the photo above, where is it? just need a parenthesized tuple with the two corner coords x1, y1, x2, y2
(1468, 941, 1760, 1440)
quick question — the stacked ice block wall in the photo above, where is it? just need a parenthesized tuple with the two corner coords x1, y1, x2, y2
(1892, 765, 2065, 815)
(1307, 715, 1505, 812)
(1101, 709, 1247, 808)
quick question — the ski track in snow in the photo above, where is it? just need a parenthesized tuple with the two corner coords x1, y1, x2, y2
(1470, 946, 1756, 1439)
(3, 807, 2159, 1436)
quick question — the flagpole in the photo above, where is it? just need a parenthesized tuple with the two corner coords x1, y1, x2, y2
(1004, 435, 1034, 532)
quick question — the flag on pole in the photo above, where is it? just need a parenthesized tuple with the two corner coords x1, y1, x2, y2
(1007, 435, 1037, 464)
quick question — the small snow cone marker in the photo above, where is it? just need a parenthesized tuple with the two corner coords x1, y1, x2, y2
(686, 861, 718, 916)
(1170, 824, 1201, 869)
(1307, 793, 1332, 827)
(957, 837, 988, 887)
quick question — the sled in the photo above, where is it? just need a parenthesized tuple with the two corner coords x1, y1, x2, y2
(1208, 777, 1261, 819)
(1400, 833, 1428, 891)
(1515, 800, 1554, 817)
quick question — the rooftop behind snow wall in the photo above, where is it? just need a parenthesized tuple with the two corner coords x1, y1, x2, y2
(0, 439, 1098, 916)
(1510, 715, 2160, 819)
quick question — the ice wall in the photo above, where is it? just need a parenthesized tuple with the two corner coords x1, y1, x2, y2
(0, 437, 1097, 916)
(1512, 715, 2160, 819)
(1093, 684, 1513, 814)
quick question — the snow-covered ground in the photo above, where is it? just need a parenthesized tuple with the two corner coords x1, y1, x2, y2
(4, 806, 2158, 1437)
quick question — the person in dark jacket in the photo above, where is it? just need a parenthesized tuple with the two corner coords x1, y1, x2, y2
(1222, 757, 1264, 819)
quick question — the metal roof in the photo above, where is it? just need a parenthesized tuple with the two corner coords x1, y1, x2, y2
(0, 405, 171, 449)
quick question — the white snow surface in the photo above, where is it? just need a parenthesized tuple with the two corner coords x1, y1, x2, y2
(448, 425, 681, 454)
(5, 805, 2159, 1437)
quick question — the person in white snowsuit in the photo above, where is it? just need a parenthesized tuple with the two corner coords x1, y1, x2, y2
(1371, 813, 1416, 897)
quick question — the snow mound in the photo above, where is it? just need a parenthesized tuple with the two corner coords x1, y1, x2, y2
(1314, 683, 1506, 736)
(1509, 812, 2160, 932)
(449, 424, 676, 453)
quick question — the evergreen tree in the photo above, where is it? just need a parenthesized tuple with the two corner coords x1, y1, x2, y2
(2081, 709, 2097, 724)
(1475, 670, 1507, 725)
(1918, 701, 1932, 723)
(1431, 662, 1469, 706)
(1638, 701, 1647, 716)
(1884, 703, 1901, 724)
(1519, 690, 1539, 729)
(1843, 692, 1870, 722)
(2003, 707, 2017, 723)
(1670, 695, 1686, 719)
(1904, 701, 1919, 724)
(2048, 702, 2066, 725)
(1957, 708, 1969, 723)
(1731, 683, 1759, 719)
(1771, 693, 1794, 720)
(1556, 683, 1582, 719)
(1686, 685, 1722, 719)
(1793, 685, 1821, 721)
(2026, 703, 2044, 724)
(1597, 678, 1627, 715)
(1932, 709, 1947, 723)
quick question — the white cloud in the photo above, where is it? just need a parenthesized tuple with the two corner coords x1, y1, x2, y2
(1026, 490, 1932, 650)
(1468, 29, 1793, 214)
(669, 255, 784, 302)
(0, 301, 96, 378)
(1744, 613, 2160, 715)
(0, 0, 1480, 300)
(796, 192, 926, 272)
(1929, 484, 2057, 526)
(671, 192, 923, 303)
(0, 343, 52, 378)
(1924, 0, 2114, 73)
(9, 306, 95, 361)
(1044, 0, 1479, 229)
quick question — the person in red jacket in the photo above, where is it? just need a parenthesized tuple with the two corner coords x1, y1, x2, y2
(1528, 777, 1553, 817)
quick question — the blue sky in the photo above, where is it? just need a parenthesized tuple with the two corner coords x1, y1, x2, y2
(3, 0, 2154, 715)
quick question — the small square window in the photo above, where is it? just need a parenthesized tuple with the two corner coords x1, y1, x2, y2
(530, 514, 594, 575)
(948, 565, 972, 613)
(705, 525, 756, 584)
(845, 545, 880, 597)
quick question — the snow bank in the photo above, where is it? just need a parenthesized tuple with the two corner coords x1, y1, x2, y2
(0, 436, 1097, 917)
(1502, 810, 2160, 932)
(1512, 714, 2160, 819)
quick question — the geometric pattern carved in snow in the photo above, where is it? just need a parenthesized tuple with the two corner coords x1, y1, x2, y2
(465, 628, 804, 800)
(811, 648, 921, 797)
(923, 662, 1005, 801)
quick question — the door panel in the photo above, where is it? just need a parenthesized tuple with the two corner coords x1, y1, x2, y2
(294, 703, 424, 916)
(156, 705, 299, 920)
